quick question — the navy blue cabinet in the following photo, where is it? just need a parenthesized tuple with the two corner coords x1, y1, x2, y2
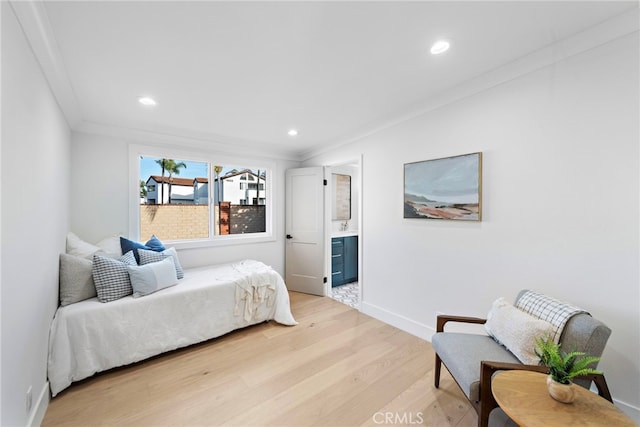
(344, 236, 358, 284)
(331, 238, 344, 286)
(331, 236, 358, 287)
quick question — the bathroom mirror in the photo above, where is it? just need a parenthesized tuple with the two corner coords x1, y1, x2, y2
(332, 173, 351, 220)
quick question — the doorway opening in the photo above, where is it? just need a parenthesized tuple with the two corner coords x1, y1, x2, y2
(326, 159, 361, 309)
(330, 281, 359, 308)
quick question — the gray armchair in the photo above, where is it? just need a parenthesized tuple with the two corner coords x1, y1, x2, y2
(431, 290, 612, 427)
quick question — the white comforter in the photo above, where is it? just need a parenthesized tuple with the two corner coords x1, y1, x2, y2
(48, 260, 297, 396)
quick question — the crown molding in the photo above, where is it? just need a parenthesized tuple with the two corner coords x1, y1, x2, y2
(300, 6, 640, 161)
(10, 0, 303, 161)
(75, 121, 302, 162)
(10, 0, 82, 128)
(12, 1, 638, 163)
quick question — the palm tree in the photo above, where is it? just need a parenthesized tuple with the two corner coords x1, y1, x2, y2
(166, 160, 187, 204)
(154, 158, 187, 204)
(154, 158, 169, 204)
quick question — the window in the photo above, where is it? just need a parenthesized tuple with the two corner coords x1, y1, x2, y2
(132, 147, 272, 247)
(247, 183, 265, 191)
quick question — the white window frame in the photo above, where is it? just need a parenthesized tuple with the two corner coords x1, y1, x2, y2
(129, 144, 275, 249)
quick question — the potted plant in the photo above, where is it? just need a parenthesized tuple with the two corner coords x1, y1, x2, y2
(534, 336, 603, 403)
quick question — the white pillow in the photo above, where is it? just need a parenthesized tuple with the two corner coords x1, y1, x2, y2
(127, 257, 178, 298)
(96, 235, 122, 256)
(66, 232, 122, 258)
(484, 297, 555, 365)
(66, 232, 101, 259)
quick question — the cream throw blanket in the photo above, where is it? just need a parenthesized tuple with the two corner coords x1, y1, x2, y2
(228, 260, 278, 322)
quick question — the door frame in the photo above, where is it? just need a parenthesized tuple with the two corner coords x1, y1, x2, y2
(324, 155, 363, 308)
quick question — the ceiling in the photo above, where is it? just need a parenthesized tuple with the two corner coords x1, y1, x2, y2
(23, 1, 639, 158)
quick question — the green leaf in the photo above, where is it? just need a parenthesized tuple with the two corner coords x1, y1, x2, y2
(534, 335, 601, 384)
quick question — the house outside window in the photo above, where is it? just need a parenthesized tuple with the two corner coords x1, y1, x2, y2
(132, 148, 273, 247)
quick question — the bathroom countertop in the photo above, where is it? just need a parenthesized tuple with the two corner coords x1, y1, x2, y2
(332, 231, 358, 238)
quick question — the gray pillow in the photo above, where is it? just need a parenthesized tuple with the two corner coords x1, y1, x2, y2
(92, 251, 137, 303)
(59, 253, 96, 306)
(128, 257, 178, 297)
(138, 247, 184, 279)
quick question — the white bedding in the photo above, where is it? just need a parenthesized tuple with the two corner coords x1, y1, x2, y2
(48, 259, 297, 396)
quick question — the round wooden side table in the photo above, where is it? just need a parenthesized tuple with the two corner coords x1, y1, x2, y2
(492, 370, 636, 427)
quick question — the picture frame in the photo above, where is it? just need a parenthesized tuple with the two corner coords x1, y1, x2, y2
(404, 152, 482, 221)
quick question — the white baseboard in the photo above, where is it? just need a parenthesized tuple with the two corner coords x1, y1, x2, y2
(614, 400, 640, 424)
(361, 301, 435, 341)
(360, 301, 640, 424)
(27, 382, 49, 427)
(23, 306, 640, 426)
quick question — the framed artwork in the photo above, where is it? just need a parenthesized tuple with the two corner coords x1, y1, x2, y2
(404, 152, 482, 221)
(332, 173, 351, 220)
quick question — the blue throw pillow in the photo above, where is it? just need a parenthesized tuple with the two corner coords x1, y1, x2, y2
(119, 236, 165, 263)
(145, 235, 166, 252)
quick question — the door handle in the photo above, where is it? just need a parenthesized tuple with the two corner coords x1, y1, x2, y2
(286, 234, 293, 239)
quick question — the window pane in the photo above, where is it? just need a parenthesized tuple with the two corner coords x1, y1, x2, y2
(139, 156, 210, 240)
(213, 166, 267, 235)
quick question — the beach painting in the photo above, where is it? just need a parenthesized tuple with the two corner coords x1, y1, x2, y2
(404, 152, 482, 221)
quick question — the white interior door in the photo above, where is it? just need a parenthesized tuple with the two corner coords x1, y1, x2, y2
(285, 167, 325, 296)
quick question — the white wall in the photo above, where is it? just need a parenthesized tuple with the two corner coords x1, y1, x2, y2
(70, 131, 299, 276)
(1, 3, 71, 425)
(304, 32, 639, 418)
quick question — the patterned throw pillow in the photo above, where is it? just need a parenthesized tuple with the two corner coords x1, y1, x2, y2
(119, 250, 137, 265)
(92, 251, 138, 303)
(138, 247, 184, 279)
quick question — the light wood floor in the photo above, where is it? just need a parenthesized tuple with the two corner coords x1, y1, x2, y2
(43, 292, 476, 426)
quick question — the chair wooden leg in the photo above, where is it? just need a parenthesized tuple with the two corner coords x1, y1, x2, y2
(434, 354, 442, 388)
(589, 373, 613, 402)
(478, 361, 500, 427)
(478, 406, 491, 427)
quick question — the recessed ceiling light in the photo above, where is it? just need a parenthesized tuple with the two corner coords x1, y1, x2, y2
(430, 40, 451, 55)
(138, 96, 157, 106)
(288, 129, 299, 136)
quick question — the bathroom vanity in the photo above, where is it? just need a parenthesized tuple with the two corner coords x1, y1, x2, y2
(331, 233, 358, 287)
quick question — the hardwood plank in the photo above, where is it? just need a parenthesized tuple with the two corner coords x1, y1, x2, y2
(42, 292, 475, 426)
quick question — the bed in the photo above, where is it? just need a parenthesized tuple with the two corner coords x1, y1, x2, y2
(48, 259, 297, 396)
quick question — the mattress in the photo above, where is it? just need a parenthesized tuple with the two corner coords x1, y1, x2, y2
(48, 259, 297, 396)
